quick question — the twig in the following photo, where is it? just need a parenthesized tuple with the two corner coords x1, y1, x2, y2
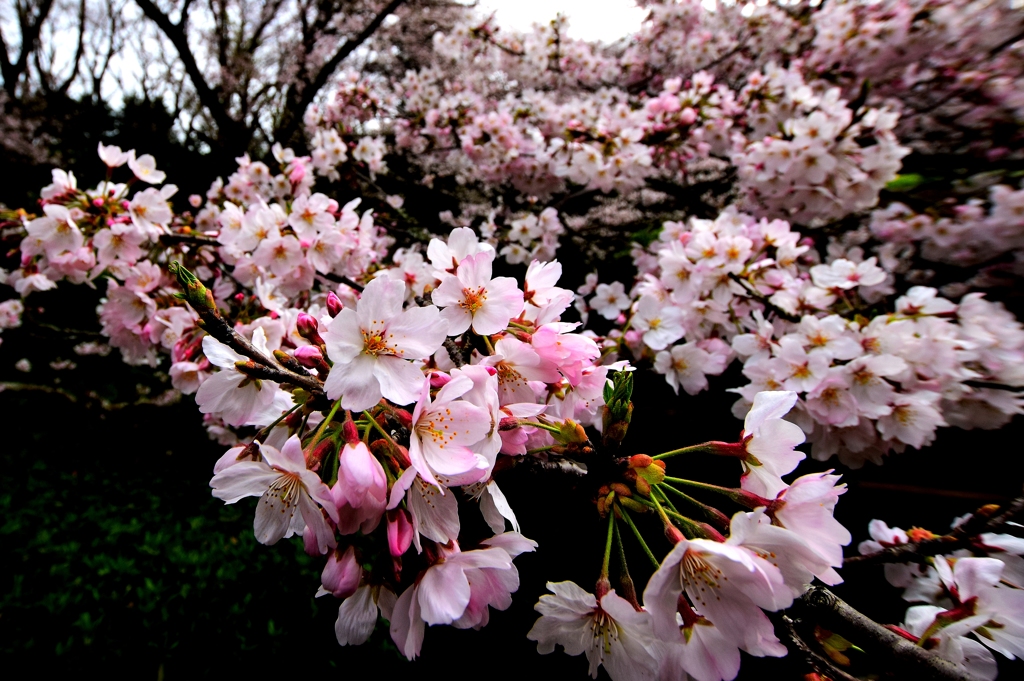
(319, 271, 365, 292)
(771, 612, 861, 681)
(963, 380, 1024, 393)
(413, 292, 467, 367)
(727, 272, 801, 323)
(795, 588, 974, 681)
(159, 232, 219, 247)
(846, 495, 1024, 566)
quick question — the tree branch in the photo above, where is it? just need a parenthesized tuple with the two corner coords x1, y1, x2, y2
(134, 0, 245, 149)
(846, 495, 1024, 567)
(276, 0, 408, 144)
(796, 587, 974, 681)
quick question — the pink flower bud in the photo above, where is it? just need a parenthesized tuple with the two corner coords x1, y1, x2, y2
(387, 509, 414, 558)
(303, 529, 322, 556)
(293, 345, 323, 368)
(326, 292, 343, 317)
(296, 313, 324, 344)
(188, 194, 202, 208)
(92, 198, 104, 207)
(342, 420, 359, 445)
(429, 371, 451, 388)
(391, 408, 413, 429)
(321, 546, 361, 598)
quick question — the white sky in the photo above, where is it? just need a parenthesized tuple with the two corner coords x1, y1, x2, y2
(474, 0, 648, 43)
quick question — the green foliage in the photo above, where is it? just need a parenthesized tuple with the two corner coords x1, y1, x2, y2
(0, 397, 334, 674)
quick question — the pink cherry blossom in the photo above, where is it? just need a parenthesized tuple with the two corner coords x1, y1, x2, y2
(322, 277, 448, 411)
(739, 390, 806, 499)
(432, 251, 524, 335)
(527, 581, 658, 681)
(209, 435, 339, 551)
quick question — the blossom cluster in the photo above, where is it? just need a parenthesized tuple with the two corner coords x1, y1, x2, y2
(3, 1, 1024, 678)
(599, 207, 1024, 468)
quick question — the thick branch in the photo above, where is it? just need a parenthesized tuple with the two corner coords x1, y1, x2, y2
(276, 0, 408, 144)
(134, 0, 243, 147)
(846, 495, 1024, 566)
(796, 587, 973, 681)
(0, 0, 55, 96)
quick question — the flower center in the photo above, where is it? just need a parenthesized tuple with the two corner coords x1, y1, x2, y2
(680, 550, 726, 608)
(362, 329, 397, 357)
(266, 472, 303, 513)
(461, 287, 487, 313)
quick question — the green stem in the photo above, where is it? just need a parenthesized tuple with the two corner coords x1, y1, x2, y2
(645, 494, 704, 538)
(311, 399, 342, 445)
(363, 410, 398, 444)
(255, 402, 302, 441)
(525, 445, 557, 455)
(652, 442, 719, 460)
(619, 507, 660, 568)
(652, 485, 680, 514)
(481, 334, 495, 355)
(660, 484, 723, 517)
(518, 420, 563, 435)
(662, 476, 740, 499)
(601, 512, 615, 579)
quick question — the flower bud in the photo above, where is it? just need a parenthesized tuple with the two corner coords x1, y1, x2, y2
(664, 524, 685, 544)
(907, 527, 938, 542)
(498, 416, 520, 431)
(637, 463, 666, 485)
(391, 408, 413, 430)
(610, 482, 632, 498)
(635, 477, 651, 497)
(342, 419, 360, 445)
(387, 509, 414, 557)
(326, 292, 343, 317)
(293, 344, 324, 368)
(296, 313, 324, 345)
(629, 454, 653, 468)
(321, 546, 361, 599)
(619, 497, 648, 514)
(305, 437, 335, 471)
(429, 371, 451, 388)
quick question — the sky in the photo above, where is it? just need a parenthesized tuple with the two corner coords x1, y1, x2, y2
(474, 0, 649, 43)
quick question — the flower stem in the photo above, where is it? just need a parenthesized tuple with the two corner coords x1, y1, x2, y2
(660, 483, 727, 521)
(363, 410, 398, 444)
(254, 402, 302, 441)
(662, 476, 739, 498)
(481, 334, 495, 355)
(651, 442, 720, 460)
(618, 507, 660, 568)
(518, 420, 564, 435)
(646, 494, 704, 538)
(601, 512, 615, 579)
(311, 399, 341, 445)
(652, 485, 680, 514)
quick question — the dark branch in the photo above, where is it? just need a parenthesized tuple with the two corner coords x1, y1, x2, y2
(277, 0, 409, 144)
(795, 587, 974, 681)
(134, 0, 246, 148)
(846, 495, 1024, 566)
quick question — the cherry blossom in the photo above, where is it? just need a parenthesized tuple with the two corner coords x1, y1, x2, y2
(209, 435, 338, 551)
(527, 581, 658, 681)
(322, 277, 448, 411)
